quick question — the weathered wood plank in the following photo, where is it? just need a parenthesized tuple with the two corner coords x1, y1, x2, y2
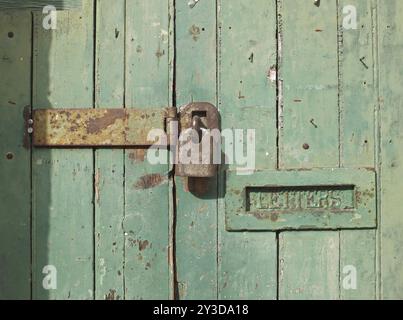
(339, 0, 376, 168)
(94, 0, 125, 300)
(280, 0, 339, 169)
(340, 230, 376, 299)
(175, 0, 218, 300)
(217, 0, 278, 299)
(0, 0, 81, 10)
(0, 10, 32, 299)
(279, 232, 339, 300)
(378, 0, 403, 299)
(338, 0, 377, 300)
(278, 0, 340, 300)
(32, 0, 94, 299)
(124, 0, 171, 300)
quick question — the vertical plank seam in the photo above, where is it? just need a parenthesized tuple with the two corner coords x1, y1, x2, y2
(276, 0, 283, 300)
(373, 0, 382, 300)
(336, 0, 343, 300)
(92, 0, 97, 300)
(123, 0, 127, 300)
(215, 0, 220, 301)
(30, 10, 35, 300)
(168, 0, 179, 300)
(276, 232, 280, 300)
(337, 0, 344, 169)
(276, 0, 283, 170)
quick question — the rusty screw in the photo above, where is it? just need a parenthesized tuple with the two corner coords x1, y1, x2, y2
(6, 152, 14, 160)
(303, 143, 310, 150)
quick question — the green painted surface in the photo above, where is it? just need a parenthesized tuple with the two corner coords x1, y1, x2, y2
(279, 0, 339, 169)
(338, 0, 377, 300)
(378, 0, 403, 299)
(1, 0, 403, 300)
(94, 0, 125, 300)
(174, 0, 218, 300)
(217, 0, 277, 300)
(279, 232, 340, 300)
(226, 168, 376, 231)
(123, 0, 172, 300)
(0, 10, 32, 299)
(340, 230, 376, 299)
(278, 0, 341, 300)
(31, 1, 94, 299)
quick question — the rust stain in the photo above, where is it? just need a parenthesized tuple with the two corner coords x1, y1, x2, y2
(270, 212, 279, 222)
(134, 173, 165, 190)
(156, 47, 165, 59)
(139, 240, 149, 251)
(356, 189, 375, 205)
(129, 149, 146, 163)
(86, 109, 126, 135)
(105, 289, 120, 300)
(189, 25, 201, 41)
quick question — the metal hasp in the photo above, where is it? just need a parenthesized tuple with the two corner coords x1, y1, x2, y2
(31, 108, 175, 147)
(176, 102, 220, 178)
(29, 103, 220, 180)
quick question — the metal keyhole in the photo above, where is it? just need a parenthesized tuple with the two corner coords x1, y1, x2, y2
(192, 115, 206, 143)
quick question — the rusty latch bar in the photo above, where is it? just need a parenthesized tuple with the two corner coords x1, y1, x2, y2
(31, 108, 175, 147)
(29, 104, 220, 183)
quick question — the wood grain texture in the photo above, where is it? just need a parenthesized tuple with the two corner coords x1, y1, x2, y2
(279, 0, 339, 169)
(279, 232, 339, 300)
(378, 0, 403, 299)
(217, 0, 278, 299)
(32, 1, 94, 299)
(94, 0, 125, 300)
(338, 0, 377, 300)
(0, 10, 32, 299)
(0, 0, 81, 10)
(123, 0, 172, 300)
(174, 0, 218, 300)
(340, 230, 376, 299)
(278, 0, 340, 300)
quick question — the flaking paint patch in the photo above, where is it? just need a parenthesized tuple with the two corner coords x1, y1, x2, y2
(268, 66, 277, 83)
(94, 169, 100, 204)
(134, 173, 166, 189)
(129, 149, 146, 163)
(86, 109, 126, 135)
(139, 240, 150, 251)
(105, 289, 120, 300)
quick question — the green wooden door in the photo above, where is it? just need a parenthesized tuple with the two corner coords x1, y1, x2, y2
(1, 0, 403, 300)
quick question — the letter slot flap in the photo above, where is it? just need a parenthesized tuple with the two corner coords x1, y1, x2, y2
(225, 168, 377, 231)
